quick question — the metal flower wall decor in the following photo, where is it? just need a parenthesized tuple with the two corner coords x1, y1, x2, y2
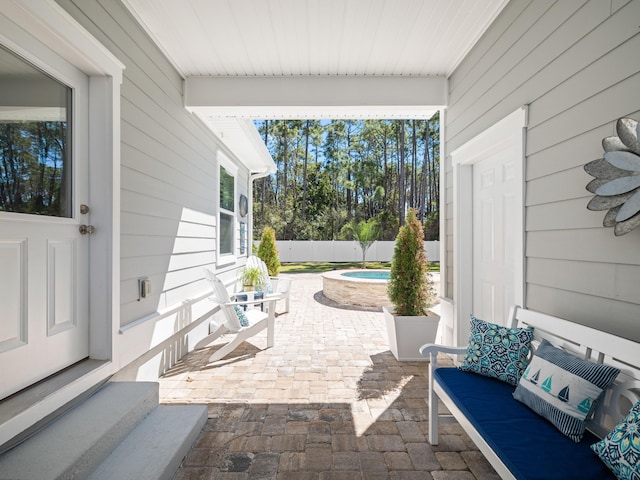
(585, 117, 640, 236)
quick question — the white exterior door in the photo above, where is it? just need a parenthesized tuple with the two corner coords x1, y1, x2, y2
(472, 148, 518, 324)
(0, 44, 90, 399)
(451, 107, 526, 346)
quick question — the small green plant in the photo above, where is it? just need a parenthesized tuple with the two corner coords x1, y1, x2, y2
(257, 226, 280, 276)
(387, 208, 434, 316)
(239, 266, 266, 290)
(341, 219, 379, 268)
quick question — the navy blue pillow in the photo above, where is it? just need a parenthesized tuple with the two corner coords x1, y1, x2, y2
(513, 339, 620, 442)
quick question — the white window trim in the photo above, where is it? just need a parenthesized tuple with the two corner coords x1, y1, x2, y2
(217, 153, 238, 266)
(450, 106, 527, 347)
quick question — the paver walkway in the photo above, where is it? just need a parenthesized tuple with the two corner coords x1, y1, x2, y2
(159, 273, 499, 480)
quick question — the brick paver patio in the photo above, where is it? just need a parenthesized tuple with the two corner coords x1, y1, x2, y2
(159, 273, 499, 480)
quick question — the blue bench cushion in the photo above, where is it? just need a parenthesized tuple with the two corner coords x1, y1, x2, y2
(435, 368, 615, 480)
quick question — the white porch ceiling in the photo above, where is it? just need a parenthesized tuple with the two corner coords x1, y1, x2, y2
(124, 0, 507, 79)
(123, 0, 508, 118)
(122, 0, 508, 171)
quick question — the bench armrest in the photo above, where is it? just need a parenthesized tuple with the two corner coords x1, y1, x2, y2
(422, 343, 468, 447)
(419, 343, 467, 358)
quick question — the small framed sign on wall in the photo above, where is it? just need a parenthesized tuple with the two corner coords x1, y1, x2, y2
(240, 222, 246, 255)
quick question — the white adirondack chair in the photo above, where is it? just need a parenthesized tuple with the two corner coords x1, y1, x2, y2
(201, 268, 277, 363)
(245, 255, 292, 313)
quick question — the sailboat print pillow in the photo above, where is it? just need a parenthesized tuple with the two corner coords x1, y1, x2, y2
(513, 339, 620, 442)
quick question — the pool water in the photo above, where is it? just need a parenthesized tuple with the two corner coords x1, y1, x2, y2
(341, 270, 390, 280)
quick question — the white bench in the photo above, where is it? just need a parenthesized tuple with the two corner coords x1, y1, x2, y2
(420, 305, 640, 480)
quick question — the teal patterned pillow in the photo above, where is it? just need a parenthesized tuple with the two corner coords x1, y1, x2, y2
(459, 315, 534, 386)
(591, 401, 640, 480)
(233, 305, 249, 327)
(259, 277, 274, 294)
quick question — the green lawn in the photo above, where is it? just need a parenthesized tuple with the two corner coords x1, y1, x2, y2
(279, 261, 440, 274)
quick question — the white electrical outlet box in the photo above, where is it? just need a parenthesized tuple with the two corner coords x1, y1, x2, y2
(138, 278, 151, 300)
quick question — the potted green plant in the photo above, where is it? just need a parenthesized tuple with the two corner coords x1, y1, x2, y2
(383, 208, 439, 361)
(257, 226, 280, 276)
(239, 266, 266, 291)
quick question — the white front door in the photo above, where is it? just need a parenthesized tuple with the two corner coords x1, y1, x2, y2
(472, 148, 518, 324)
(0, 44, 90, 399)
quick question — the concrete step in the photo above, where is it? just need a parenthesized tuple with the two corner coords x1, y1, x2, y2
(0, 382, 205, 480)
(88, 405, 207, 480)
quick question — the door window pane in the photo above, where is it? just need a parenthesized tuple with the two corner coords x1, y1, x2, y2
(0, 44, 72, 217)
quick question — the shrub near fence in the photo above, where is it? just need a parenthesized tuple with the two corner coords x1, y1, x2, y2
(266, 241, 440, 263)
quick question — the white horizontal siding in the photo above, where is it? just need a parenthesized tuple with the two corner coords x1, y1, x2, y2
(58, 0, 249, 331)
(449, 0, 590, 128)
(526, 284, 640, 342)
(526, 125, 611, 181)
(120, 165, 212, 214)
(526, 229, 640, 265)
(525, 166, 592, 206)
(445, 0, 640, 340)
(528, 34, 640, 130)
(527, 258, 640, 305)
(448, 0, 640, 149)
(527, 72, 640, 155)
(526, 198, 601, 231)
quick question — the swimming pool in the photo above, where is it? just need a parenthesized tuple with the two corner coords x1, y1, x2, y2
(341, 270, 390, 280)
(321, 269, 390, 308)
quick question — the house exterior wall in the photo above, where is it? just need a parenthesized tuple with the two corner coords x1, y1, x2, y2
(57, 0, 252, 375)
(444, 0, 640, 341)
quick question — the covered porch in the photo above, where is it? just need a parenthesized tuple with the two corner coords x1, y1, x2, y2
(1, 0, 638, 477)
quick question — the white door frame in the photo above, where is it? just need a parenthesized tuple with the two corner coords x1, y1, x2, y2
(0, 0, 123, 442)
(450, 107, 527, 347)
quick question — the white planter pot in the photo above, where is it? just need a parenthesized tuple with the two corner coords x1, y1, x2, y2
(383, 306, 441, 361)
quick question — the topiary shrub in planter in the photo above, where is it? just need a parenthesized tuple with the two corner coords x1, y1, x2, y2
(384, 208, 439, 361)
(257, 226, 280, 277)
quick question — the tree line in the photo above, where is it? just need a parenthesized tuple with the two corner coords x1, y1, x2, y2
(253, 116, 440, 242)
(0, 121, 69, 217)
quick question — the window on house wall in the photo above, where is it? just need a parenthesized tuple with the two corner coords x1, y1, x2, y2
(219, 161, 236, 260)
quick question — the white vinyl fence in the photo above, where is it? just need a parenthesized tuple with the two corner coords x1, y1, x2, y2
(267, 241, 440, 263)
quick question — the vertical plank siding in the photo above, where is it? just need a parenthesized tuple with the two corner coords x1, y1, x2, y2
(445, 0, 640, 340)
(58, 0, 245, 327)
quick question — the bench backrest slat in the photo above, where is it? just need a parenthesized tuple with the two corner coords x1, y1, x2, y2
(508, 305, 640, 437)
